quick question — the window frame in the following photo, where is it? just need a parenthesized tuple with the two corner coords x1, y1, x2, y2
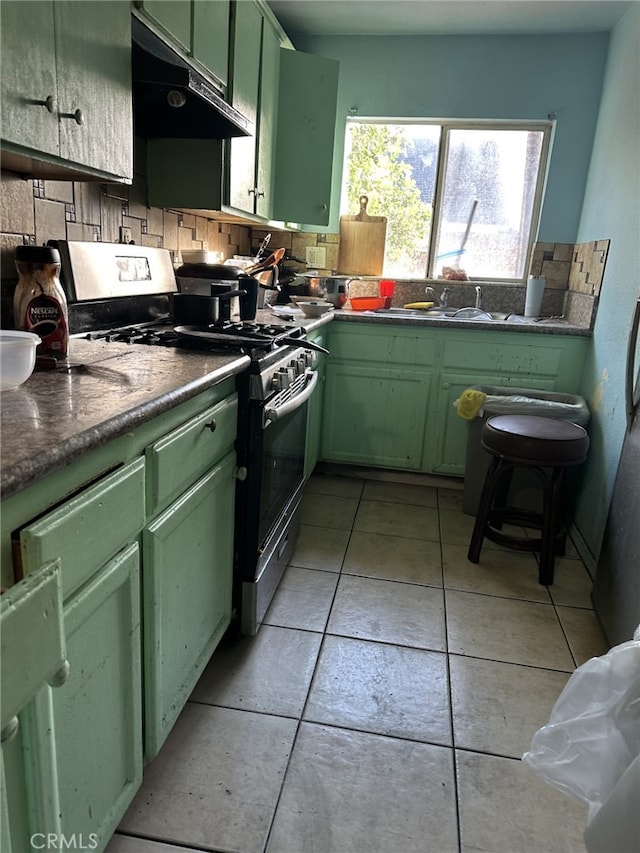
(342, 117, 555, 283)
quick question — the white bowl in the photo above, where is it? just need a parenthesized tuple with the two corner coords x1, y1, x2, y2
(297, 301, 334, 318)
(0, 330, 40, 391)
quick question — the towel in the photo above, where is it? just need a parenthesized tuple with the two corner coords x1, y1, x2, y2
(455, 389, 487, 421)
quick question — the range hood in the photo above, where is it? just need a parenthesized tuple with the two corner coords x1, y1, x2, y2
(131, 16, 252, 140)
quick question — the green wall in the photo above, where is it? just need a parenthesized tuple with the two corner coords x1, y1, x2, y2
(572, 3, 640, 562)
(290, 31, 609, 242)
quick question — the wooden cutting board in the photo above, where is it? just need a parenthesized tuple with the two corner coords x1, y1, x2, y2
(338, 195, 387, 275)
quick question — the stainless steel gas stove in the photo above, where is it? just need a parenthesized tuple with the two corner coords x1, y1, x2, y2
(56, 240, 326, 635)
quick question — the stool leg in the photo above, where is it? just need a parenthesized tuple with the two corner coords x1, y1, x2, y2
(538, 467, 565, 585)
(468, 456, 503, 563)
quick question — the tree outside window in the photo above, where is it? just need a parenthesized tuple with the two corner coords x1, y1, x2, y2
(341, 119, 551, 281)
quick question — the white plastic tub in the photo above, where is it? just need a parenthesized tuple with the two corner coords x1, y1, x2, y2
(0, 330, 40, 391)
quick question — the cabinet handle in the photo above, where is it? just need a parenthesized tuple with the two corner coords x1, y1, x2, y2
(320, 203, 328, 212)
(204, 419, 217, 432)
(1, 716, 19, 744)
(442, 382, 450, 390)
(48, 660, 70, 689)
(59, 108, 84, 126)
(248, 187, 257, 196)
(32, 95, 55, 113)
(257, 190, 265, 198)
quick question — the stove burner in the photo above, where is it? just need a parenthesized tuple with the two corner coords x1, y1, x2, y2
(79, 319, 304, 354)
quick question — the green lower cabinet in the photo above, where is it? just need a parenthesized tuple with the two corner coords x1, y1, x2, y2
(7, 544, 142, 853)
(143, 451, 235, 760)
(321, 322, 589, 476)
(322, 362, 431, 470)
(429, 371, 554, 475)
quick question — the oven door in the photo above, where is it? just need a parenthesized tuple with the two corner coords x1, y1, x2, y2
(236, 369, 319, 634)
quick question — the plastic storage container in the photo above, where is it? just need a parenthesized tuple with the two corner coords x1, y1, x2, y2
(462, 385, 590, 515)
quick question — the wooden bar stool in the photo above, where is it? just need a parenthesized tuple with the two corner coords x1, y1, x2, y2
(467, 414, 589, 585)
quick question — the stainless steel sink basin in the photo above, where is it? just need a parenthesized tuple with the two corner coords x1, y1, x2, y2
(373, 307, 510, 321)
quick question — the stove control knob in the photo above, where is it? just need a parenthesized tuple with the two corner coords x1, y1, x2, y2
(295, 356, 306, 374)
(305, 351, 318, 368)
(272, 370, 288, 391)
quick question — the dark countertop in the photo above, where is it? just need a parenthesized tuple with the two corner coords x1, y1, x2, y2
(0, 306, 582, 500)
(0, 339, 250, 499)
(331, 308, 591, 336)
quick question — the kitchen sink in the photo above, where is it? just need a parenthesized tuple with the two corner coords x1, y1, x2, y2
(371, 307, 511, 322)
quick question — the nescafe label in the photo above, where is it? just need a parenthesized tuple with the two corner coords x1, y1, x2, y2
(25, 293, 68, 354)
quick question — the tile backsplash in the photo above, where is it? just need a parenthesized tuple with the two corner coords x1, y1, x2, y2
(1, 157, 608, 331)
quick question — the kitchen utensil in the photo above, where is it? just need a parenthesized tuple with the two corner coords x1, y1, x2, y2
(349, 296, 386, 311)
(379, 279, 396, 308)
(284, 275, 351, 308)
(297, 301, 334, 318)
(338, 195, 387, 275)
(0, 330, 40, 390)
(245, 247, 286, 275)
(171, 289, 246, 325)
(174, 325, 329, 354)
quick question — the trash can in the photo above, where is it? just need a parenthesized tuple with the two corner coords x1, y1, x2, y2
(462, 386, 590, 516)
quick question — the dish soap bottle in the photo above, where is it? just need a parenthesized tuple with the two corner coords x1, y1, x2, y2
(13, 245, 69, 358)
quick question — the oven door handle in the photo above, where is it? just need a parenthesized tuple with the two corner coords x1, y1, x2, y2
(264, 370, 319, 425)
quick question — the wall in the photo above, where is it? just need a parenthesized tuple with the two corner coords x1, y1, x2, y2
(288, 31, 609, 242)
(572, 2, 640, 563)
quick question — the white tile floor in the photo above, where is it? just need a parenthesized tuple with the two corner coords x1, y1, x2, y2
(107, 473, 609, 853)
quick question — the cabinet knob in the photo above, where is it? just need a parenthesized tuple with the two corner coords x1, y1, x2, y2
(32, 95, 55, 113)
(1, 716, 19, 744)
(60, 108, 84, 126)
(320, 203, 328, 212)
(442, 382, 451, 390)
(48, 660, 70, 688)
(204, 419, 217, 432)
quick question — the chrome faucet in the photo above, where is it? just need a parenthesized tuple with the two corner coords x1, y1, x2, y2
(440, 287, 450, 308)
(475, 285, 483, 309)
(424, 286, 438, 305)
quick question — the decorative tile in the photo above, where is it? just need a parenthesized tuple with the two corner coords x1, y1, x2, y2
(1, 172, 35, 233)
(44, 180, 73, 203)
(34, 197, 67, 244)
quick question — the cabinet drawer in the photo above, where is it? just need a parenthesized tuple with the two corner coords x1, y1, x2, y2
(1, 561, 66, 728)
(441, 338, 563, 375)
(146, 393, 237, 515)
(328, 325, 436, 366)
(19, 459, 146, 601)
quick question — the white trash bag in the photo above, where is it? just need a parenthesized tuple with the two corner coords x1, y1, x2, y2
(522, 626, 640, 852)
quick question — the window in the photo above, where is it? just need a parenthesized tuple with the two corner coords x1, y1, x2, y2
(340, 119, 552, 282)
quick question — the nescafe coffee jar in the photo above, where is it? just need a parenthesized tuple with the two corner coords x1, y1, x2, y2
(13, 245, 69, 358)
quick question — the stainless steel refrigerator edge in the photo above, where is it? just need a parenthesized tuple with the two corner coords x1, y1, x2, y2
(592, 295, 640, 646)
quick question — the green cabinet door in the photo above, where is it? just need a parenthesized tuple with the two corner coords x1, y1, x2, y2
(273, 49, 340, 227)
(254, 16, 279, 219)
(51, 544, 142, 849)
(193, 0, 230, 87)
(1, 1, 132, 181)
(228, 0, 262, 213)
(143, 451, 235, 759)
(137, 0, 192, 51)
(12, 544, 142, 852)
(321, 362, 431, 470)
(0, 1, 58, 158)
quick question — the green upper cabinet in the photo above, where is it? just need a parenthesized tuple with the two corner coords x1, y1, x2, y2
(134, 0, 230, 88)
(0, 0, 132, 182)
(228, 0, 279, 218)
(272, 49, 340, 227)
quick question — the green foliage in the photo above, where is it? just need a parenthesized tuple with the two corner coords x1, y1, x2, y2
(343, 124, 432, 269)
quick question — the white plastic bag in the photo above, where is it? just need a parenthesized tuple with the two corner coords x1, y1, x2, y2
(523, 626, 640, 834)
